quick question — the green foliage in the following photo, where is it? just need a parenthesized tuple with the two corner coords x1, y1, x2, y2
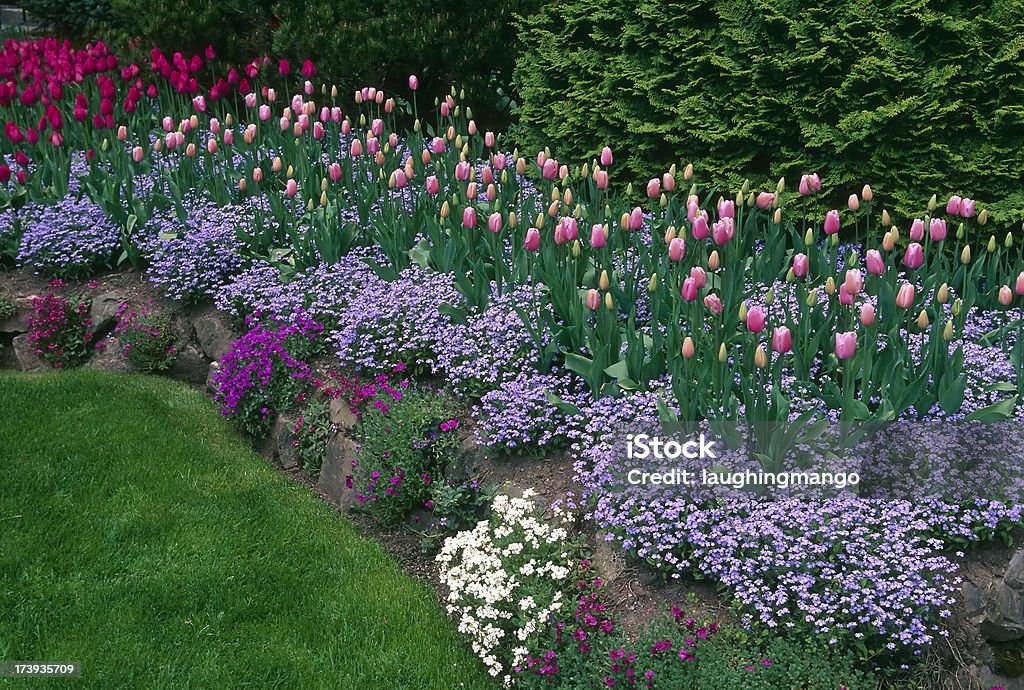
(0, 293, 15, 321)
(106, 0, 275, 64)
(354, 385, 462, 526)
(22, 0, 111, 34)
(514, 0, 1024, 221)
(291, 396, 334, 475)
(113, 303, 177, 373)
(270, 0, 538, 121)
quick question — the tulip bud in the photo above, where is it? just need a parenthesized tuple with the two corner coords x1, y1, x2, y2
(718, 343, 729, 363)
(952, 298, 962, 316)
(547, 200, 560, 218)
(600, 270, 610, 291)
(956, 223, 965, 240)
(978, 209, 988, 225)
(754, 345, 769, 369)
(682, 337, 695, 358)
(806, 290, 819, 307)
(928, 194, 938, 212)
(773, 208, 782, 225)
(942, 320, 954, 341)
(804, 228, 814, 246)
(572, 240, 582, 257)
(988, 235, 997, 252)
(620, 212, 631, 230)
(286, 165, 294, 178)
(881, 209, 891, 226)
(585, 289, 600, 311)
(764, 288, 776, 306)
(860, 303, 876, 326)
(238, 177, 247, 192)
(746, 191, 756, 208)
(320, 191, 328, 206)
(917, 310, 929, 330)
(708, 250, 720, 271)
(786, 268, 795, 282)
(440, 201, 450, 219)
(961, 245, 971, 264)
(776, 176, 786, 195)
(1006, 232, 1014, 249)
(848, 194, 860, 211)
(684, 163, 694, 180)
(936, 283, 949, 304)
(824, 276, 836, 295)
(999, 285, 1013, 306)
(605, 292, 614, 311)
(862, 184, 873, 201)
(738, 301, 748, 322)
(648, 273, 658, 293)
(664, 225, 677, 243)
(882, 230, 895, 252)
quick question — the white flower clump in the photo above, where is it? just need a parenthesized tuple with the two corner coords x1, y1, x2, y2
(437, 489, 576, 686)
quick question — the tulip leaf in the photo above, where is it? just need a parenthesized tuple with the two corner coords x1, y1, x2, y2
(563, 352, 595, 378)
(985, 381, 1018, 393)
(603, 359, 631, 381)
(964, 395, 1019, 422)
(544, 390, 582, 417)
(939, 374, 967, 414)
(438, 303, 468, 326)
(408, 238, 431, 269)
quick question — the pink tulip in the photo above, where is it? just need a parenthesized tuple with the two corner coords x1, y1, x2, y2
(668, 237, 686, 261)
(310, 121, 324, 140)
(440, 102, 450, 117)
(131, 146, 144, 163)
(903, 242, 924, 270)
(244, 93, 257, 108)
(408, 74, 419, 91)
(425, 175, 440, 195)
(646, 178, 661, 199)
(393, 169, 407, 189)
(542, 159, 558, 180)
(258, 104, 271, 121)
(209, 118, 221, 135)
(484, 131, 495, 148)
(252, 167, 264, 183)
(692, 212, 709, 240)
(285, 179, 298, 197)
(223, 129, 234, 146)
(792, 253, 809, 277)
(388, 132, 399, 149)
(682, 338, 696, 358)
(594, 170, 609, 190)
(488, 212, 503, 234)
(590, 224, 606, 248)
(687, 199, 699, 224)
(961, 198, 975, 218)
(847, 194, 859, 211)
(480, 166, 493, 185)
(462, 207, 477, 229)
(772, 327, 792, 354)
(746, 306, 766, 333)
(371, 118, 383, 137)
(329, 163, 343, 182)
(680, 278, 698, 301)
(174, 131, 185, 148)
(866, 249, 884, 275)
(586, 289, 600, 311)
(909, 218, 925, 242)
(946, 195, 962, 216)
(206, 138, 217, 154)
(455, 161, 471, 181)
(860, 303, 876, 326)
(703, 293, 723, 316)
(712, 220, 731, 246)
(844, 269, 863, 296)
(999, 285, 1013, 306)
(824, 209, 840, 235)
(430, 137, 445, 154)
(662, 172, 676, 192)
(756, 192, 774, 210)
(192, 95, 206, 112)
(718, 199, 735, 219)
(895, 283, 916, 309)
(600, 146, 613, 166)
(835, 331, 857, 360)
(162, 115, 174, 131)
(798, 176, 811, 196)
(929, 218, 947, 242)
(629, 207, 644, 230)
(524, 228, 541, 251)
(560, 217, 579, 241)
(839, 284, 853, 306)
(689, 266, 707, 289)
(350, 139, 364, 157)
(1016, 272, 1024, 296)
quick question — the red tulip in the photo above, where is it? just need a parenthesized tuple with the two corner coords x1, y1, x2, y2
(279, 59, 290, 75)
(301, 59, 316, 78)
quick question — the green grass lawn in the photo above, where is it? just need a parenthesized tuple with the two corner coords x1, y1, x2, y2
(0, 370, 494, 689)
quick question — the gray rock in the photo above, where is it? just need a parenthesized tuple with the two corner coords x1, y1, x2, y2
(84, 337, 132, 373)
(981, 583, 1024, 642)
(0, 312, 27, 334)
(89, 293, 125, 333)
(167, 345, 209, 385)
(964, 581, 988, 619)
(1004, 550, 1024, 592)
(269, 414, 300, 470)
(206, 361, 221, 393)
(318, 433, 359, 511)
(193, 314, 235, 360)
(328, 397, 358, 431)
(12, 334, 46, 372)
(593, 533, 627, 583)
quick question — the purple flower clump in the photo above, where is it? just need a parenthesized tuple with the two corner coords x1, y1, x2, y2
(17, 194, 120, 277)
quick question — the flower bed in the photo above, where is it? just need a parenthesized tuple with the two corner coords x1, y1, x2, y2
(0, 36, 1022, 686)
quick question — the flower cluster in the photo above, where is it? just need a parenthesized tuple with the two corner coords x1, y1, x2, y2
(17, 195, 120, 277)
(26, 279, 92, 367)
(212, 312, 324, 437)
(474, 371, 589, 454)
(437, 491, 578, 686)
(112, 302, 177, 373)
